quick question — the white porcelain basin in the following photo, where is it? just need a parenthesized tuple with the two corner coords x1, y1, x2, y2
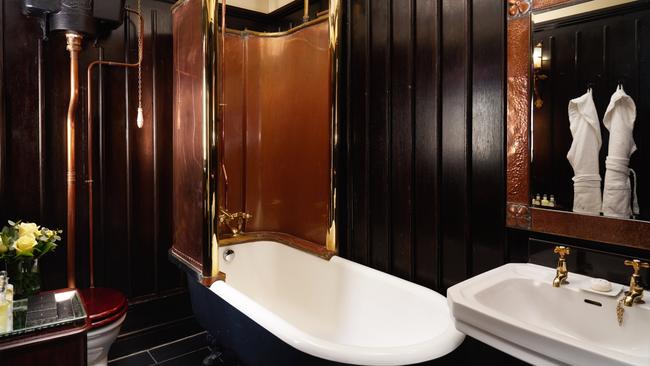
(447, 263, 650, 366)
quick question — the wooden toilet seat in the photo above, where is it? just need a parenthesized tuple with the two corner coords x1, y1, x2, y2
(79, 288, 128, 330)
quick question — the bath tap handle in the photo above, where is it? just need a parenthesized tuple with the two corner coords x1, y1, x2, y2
(624, 259, 649, 276)
(553, 246, 570, 259)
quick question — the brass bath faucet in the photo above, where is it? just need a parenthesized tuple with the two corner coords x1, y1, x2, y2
(622, 259, 649, 307)
(552, 246, 570, 288)
(219, 208, 252, 237)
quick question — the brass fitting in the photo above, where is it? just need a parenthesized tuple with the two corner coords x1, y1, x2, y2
(552, 246, 570, 288)
(623, 259, 649, 307)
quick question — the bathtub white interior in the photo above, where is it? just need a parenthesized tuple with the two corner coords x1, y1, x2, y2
(210, 241, 463, 361)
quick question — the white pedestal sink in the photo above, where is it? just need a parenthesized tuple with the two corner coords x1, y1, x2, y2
(447, 263, 650, 366)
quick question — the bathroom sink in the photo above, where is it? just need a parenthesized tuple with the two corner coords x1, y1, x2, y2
(447, 263, 650, 366)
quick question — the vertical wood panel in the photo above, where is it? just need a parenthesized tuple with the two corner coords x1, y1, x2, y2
(390, 0, 415, 280)
(38, 39, 46, 221)
(368, 0, 391, 272)
(470, 0, 506, 275)
(440, 0, 471, 288)
(348, 0, 370, 265)
(343, 0, 506, 292)
(413, 0, 440, 288)
(0, 0, 4, 214)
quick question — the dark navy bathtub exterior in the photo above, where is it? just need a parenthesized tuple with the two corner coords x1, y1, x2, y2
(186, 277, 471, 366)
(186, 277, 340, 366)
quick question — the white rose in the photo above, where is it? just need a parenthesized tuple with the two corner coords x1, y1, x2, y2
(15, 235, 37, 255)
(18, 222, 41, 238)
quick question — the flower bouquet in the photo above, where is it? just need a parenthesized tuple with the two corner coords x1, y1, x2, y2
(0, 221, 62, 299)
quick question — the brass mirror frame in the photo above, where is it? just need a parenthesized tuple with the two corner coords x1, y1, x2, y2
(506, 0, 650, 250)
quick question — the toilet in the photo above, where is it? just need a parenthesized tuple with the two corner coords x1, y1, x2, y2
(79, 288, 128, 366)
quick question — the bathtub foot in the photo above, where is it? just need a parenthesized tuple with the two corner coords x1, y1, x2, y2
(203, 334, 223, 366)
(203, 352, 222, 366)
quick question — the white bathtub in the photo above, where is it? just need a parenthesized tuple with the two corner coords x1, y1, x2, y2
(208, 241, 464, 365)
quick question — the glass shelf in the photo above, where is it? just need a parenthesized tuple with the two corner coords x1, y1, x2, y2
(0, 290, 87, 339)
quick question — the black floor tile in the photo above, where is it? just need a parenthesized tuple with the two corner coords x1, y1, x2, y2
(108, 351, 156, 366)
(157, 347, 212, 366)
(109, 317, 204, 360)
(149, 332, 209, 363)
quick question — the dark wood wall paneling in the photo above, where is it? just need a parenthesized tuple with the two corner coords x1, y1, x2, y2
(0, 0, 181, 300)
(343, 0, 506, 291)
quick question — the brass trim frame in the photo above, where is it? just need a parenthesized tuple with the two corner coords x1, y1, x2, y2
(201, 0, 220, 279)
(224, 14, 328, 37)
(220, 232, 336, 260)
(326, 0, 341, 253)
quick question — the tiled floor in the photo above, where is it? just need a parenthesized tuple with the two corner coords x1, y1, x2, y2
(108, 332, 211, 366)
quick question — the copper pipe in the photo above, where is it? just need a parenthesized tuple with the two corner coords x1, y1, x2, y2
(86, 8, 144, 288)
(66, 32, 82, 289)
(303, 0, 309, 22)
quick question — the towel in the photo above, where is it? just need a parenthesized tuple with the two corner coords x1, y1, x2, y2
(602, 85, 638, 218)
(567, 90, 602, 215)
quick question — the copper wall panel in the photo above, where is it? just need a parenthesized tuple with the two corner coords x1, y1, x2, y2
(222, 21, 330, 246)
(172, 0, 205, 272)
(246, 22, 330, 245)
(532, 208, 650, 250)
(223, 34, 246, 214)
(506, 15, 531, 207)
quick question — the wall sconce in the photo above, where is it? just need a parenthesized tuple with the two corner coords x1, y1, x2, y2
(533, 42, 547, 109)
(533, 43, 543, 70)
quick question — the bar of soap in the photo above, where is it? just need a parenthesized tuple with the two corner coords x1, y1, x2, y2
(590, 278, 612, 292)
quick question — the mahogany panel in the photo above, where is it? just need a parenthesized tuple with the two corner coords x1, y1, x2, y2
(532, 208, 650, 250)
(171, 0, 205, 272)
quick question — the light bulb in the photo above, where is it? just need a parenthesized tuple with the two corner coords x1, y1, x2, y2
(136, 107, 144, 129)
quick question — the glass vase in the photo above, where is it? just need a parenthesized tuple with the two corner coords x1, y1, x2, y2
(6, 259, 41, 299)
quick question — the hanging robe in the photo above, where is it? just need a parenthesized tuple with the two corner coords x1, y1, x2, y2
(602, 85, 638, 218)
(567, 90, 602, 215)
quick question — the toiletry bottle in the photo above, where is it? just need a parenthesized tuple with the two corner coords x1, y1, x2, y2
(0, 273, 8, 333)
(541, 194, 549, 207)
(549, 195, 556, 208)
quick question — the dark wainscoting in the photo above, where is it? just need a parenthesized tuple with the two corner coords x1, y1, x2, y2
(340, 0, 507, 291)
(0, 0, 183, 303)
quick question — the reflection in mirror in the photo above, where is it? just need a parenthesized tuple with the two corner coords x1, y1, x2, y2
(530, 0, 650, 221)
(217, 17, 332, 249)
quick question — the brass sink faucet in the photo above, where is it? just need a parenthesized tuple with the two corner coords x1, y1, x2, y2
(622, 259, 649, 307)
(552, 246, 570, 288)
(219, 208, 252, 237)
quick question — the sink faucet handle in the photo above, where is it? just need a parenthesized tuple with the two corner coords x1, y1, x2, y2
(624, 259, 650, 276)
(554, 246, 570, 259)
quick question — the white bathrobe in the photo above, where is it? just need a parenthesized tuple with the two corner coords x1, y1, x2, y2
(602, 86, 638, 218)
(567, 90, 602, 215)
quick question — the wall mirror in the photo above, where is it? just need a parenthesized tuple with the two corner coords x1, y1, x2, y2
(506, 0, 650, 250)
